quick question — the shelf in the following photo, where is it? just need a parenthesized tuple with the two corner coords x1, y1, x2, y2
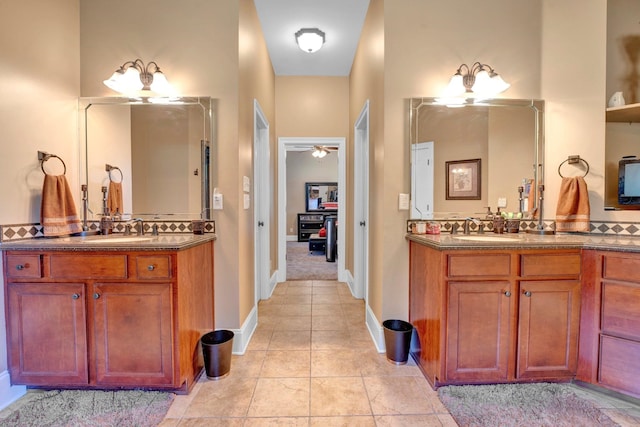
(606, 103, 640, 123)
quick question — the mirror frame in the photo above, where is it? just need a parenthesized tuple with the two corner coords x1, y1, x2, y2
(408, 97, 545, 219)
(78, 96, 215, 219)
(305, 182, 338, 213)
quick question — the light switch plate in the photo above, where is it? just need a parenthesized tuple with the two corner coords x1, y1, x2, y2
(497, 197, 507, 208)
(399, 193, 410, 210)
(243, 193, 250, 210)
(243, 176, 250, 193)
(213, 193, 223, 210)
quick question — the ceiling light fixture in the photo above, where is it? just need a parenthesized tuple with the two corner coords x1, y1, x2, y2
(295, 28, 325, 53)
(312, 145, 329, 158)
(445, 62, 510, 97)
(103, 59, 174, 96)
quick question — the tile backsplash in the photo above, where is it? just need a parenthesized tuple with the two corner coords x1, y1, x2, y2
(0, 220, 215, 242)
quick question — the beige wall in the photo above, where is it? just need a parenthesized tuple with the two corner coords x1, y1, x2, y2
(275, 76, 349, 137)
(238, 0, 276, 322)
(0, 0, 80, 398)
(349, 0, 385, 315)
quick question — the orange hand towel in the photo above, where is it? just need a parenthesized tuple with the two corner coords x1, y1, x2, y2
(41, 175, 83, 237)
(107, 181, 123, 216)
(555, 176, 590, 233)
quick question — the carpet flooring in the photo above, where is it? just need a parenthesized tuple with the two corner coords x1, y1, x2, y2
(438, 382, 619, 427)
(0, 389, 174, 427)
(286, 241, 337, 281)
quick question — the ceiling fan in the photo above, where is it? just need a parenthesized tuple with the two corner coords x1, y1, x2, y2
(310, 145, 338, 158)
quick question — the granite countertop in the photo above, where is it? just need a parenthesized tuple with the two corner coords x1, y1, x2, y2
(407, 231, 640, 253)
(0, 233, 216, 252)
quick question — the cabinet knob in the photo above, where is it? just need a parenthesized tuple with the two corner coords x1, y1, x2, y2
(523, 290, 532, 297)
(72, 293, 80, 300)
(93, 293, 101, 299)
(15, 264, 25, 270)
(147, 265, 155, 271)
(504, 291, 511, 297)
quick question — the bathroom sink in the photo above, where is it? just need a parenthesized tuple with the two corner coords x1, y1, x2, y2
(81, 236, 154, 244)
(453, 235, 518, 242)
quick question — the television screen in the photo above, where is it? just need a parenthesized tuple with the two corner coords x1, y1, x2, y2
(618, 157, 640, 205)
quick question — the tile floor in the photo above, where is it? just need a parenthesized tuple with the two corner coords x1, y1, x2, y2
(160, 280, 640, 427)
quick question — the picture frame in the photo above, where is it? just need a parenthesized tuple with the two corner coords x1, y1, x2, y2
(446, 158, 481, 200)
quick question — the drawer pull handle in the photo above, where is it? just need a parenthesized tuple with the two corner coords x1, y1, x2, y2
(523, 290, 532, 297)
(93, 293, 101, 299)
(147, 265, 155, 271)
(16, 264, 25, 271)
(504, 291, 511, 297)
(72, 293, 80, 300)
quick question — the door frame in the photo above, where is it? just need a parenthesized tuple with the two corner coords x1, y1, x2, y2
(277, 137, 346, 283)
(353, 100, 370, 300)
(253, 100, 270, 302)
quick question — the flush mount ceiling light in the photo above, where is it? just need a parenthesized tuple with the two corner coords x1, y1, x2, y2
(295, 28, 325, 53)
(103, 59, 175, 96)
(445, 62, 510, 97)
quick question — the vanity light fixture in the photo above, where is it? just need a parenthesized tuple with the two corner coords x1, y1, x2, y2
(445, 62, 510, 97)
(295, 28, 325, 53)
(311, 146, 329, 158)
(103, 59, 175, 96)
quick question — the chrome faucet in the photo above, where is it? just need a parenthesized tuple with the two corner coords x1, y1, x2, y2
(464, 218, 482, 235)
(125, 218, 145, 236)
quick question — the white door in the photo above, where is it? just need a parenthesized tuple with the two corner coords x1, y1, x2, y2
(253, 100, 270, 302)
(411, 141, 434, 219)
(353, 101, 369, 300)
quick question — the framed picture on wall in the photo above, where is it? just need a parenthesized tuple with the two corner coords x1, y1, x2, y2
(446, 158, 481, 200)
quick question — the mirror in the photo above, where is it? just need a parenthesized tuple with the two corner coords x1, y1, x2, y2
(305, 182, 338, 212)
(409, 98, 544, 219)
(79, 96, 214, 219)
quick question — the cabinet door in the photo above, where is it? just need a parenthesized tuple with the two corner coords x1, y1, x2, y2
(446, 281, 512, 382)
(7, 283, 88, 385)
(517, 280, 580, 379)
(91, 282, 174, 386)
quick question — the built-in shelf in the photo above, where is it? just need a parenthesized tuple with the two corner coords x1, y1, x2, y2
(606, 103, 640, 123)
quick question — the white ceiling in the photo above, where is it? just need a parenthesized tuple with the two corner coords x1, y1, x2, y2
(253, 0, 370, 76)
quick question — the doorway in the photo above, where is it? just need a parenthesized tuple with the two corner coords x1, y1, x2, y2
(277, 137, 346, 283)
(253, 100, 271, 302)
(353, 100, 369, 300)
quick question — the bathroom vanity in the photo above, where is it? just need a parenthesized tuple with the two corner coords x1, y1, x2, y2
(408, 232, 640, 399)
(2, 234, 215, 393)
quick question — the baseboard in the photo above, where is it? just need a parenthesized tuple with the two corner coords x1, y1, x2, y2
(261, 271, 279, 300)
(0, 370, 26, 411)
(286, 235, 298, 242)
(344, 270, 355, 295)
(366, 303, 385, 353)
(230, 305, 258, 355)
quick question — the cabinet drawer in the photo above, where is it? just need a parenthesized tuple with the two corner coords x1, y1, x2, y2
(448, 254, 510, 277)
(521, 253, 581, 277)
(599, 335, 640, 398)
(5, 254, 42, 279)
(603, 254, 640, 283)
(49, 254, 127, 279)
(134, 255, 171, 279)
(602, 282, 640, 340)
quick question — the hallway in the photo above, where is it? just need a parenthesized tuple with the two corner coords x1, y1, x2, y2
(160, 280, 455, 425)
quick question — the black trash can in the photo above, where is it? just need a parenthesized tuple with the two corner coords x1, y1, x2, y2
(201, 330, 234, 380)
(383, 319, 413, 365)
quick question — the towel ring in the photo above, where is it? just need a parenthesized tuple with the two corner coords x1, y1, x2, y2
(558, 155, 589, 178)
(106, 164, 123, 183)
(39, 153, 66, 175)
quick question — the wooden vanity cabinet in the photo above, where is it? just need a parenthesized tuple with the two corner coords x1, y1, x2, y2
(409, 241, 581, 387)
(3, 241, 214, 393)
(578, 250, 640, 399)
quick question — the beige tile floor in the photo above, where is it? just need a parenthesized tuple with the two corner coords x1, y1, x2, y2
(160, 280, 640, 427)
(160, 280, 456, 426)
